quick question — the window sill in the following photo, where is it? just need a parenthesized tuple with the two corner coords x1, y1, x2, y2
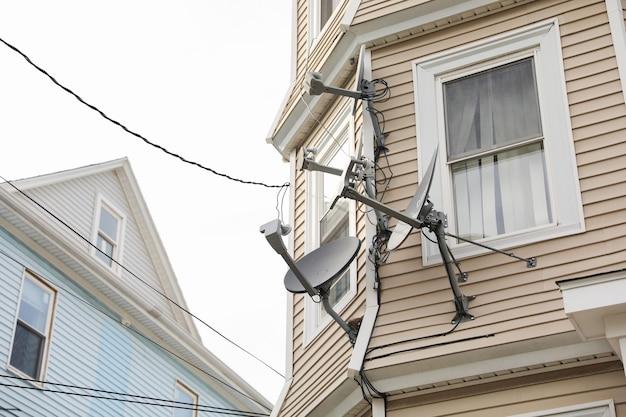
(6, 365, 44, 388)
(422, 220, 585, 266)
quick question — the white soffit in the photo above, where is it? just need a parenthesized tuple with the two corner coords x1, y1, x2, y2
(558, 270, 626, 340)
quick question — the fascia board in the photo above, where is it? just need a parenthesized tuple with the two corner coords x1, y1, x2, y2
(269, 0, 502, 157)
(6, 158, 128, 191)
(116, 160, 201, 341)
(0, 186, 271, 411)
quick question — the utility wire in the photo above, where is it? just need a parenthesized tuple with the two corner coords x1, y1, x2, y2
(0, 36, 286, 190)
(0, 374, 267, 416)
(0, 381, 265, 417)
(0, 174, 284, 379)
(0, 248, 270, 412)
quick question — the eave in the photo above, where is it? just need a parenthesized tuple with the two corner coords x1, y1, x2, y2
(0, 169, 271, 412)
(267, 0, 532, 159)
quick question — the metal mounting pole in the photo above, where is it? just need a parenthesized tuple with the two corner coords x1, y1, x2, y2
(320, 290, 358, 344)
(432, 220, 474, 324)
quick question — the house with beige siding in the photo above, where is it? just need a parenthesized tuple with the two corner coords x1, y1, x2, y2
(266, 0, 626, 416)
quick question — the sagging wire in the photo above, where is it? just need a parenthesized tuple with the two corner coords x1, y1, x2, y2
(275, 182, 290, 224)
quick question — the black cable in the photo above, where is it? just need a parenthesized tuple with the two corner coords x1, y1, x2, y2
(0, 374, 267, 416)
(0, 36, 285, 190)
(367, 333, 495, 361)
(0, 382, 265, 417)
(0, 248, 270, 412)
(0, 174, 284, 380)
(366, 320, 461, 356)
(0, 408, 21, 417)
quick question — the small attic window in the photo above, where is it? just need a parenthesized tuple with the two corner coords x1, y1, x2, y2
(91, 196, 125, 270)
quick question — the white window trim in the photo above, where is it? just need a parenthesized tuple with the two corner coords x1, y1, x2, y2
(508, 400, 616, 417)
(173, 380, 199, 417)
(303, 105, 357, 346)
(7, 270, 57, 386)
(90, 194, 126, 275)
(308, 0, 344, 49)
(412, 19, 585, 265)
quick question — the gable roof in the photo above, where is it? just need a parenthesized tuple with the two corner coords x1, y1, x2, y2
(0, 159, 272, 411)
(11, 157, 200, 340)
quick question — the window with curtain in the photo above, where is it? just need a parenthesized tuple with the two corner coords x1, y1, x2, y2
(9, 272, 56, 380)
(443, 57, 552, 241)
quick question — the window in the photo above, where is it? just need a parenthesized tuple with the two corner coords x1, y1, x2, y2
(91, 196, 125, 271)
(310, 0, 341, 43)
(509, 400, 616, 417)
(304, 106, 357, 343)
(413, 20, 584, 264)
(9, 272, 56, 380)
(173, 382, 198, 417)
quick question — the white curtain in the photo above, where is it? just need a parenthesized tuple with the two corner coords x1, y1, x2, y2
(444, 58, 551, 239)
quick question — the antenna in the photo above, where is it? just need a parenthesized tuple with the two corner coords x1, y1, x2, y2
(386, 147, 438, 251)
(331, 147, 538, 324)
(298, 148, 343, 176)
(260, 219, 361, 343)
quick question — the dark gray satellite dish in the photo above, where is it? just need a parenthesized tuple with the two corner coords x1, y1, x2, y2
(387, 146, 438, 251)
(284, 237, 360, 294)
(260, 219, 360, 343)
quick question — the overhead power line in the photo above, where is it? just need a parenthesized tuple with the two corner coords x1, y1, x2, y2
(0, 380, 266, 417)
(0, 248, 270, 413)
(0, 36, 287, 189)
(0, 374, 267, 416)
(0, 174, 284, 380)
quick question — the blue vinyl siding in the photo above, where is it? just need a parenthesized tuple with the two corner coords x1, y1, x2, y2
(0, 227, 238, 417)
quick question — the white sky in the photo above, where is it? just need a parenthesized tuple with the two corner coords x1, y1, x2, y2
(0, 0, 292, 403)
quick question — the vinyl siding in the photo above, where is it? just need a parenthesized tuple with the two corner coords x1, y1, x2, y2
(272, 0, 352, 139)
(281, 0, 626, 415)
(363, 0, 626, 370)
(353, 0, 433, 25)
(0, 227, 240, 417)
(278, 82, 369, 417)
(386, 364, 626, 417)
(22, 171, 177, 323)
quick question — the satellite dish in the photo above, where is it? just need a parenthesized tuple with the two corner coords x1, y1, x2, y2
(284, 237, 360, 294)
(387, 147, 438, 251)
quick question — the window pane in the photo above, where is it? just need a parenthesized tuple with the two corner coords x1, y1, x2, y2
(95, 234, 114, 266)
(328, 272, 350, 308)
(444, 58, 542, 160)
(10, 322, 44, 378)
(452, 142, 551, 240)
(321, 140, 351, 217)
(99, 207, 118, 241)
(320, 0, 340, 29)
(18, 277, 51, 334)
(174, 386, 197, 417)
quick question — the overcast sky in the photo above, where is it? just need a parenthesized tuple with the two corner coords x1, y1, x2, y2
(0, 0, 292, 403)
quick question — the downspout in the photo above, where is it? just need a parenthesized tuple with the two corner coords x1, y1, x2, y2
(345, 47, 386, 416)
(270, 149, 297, 417)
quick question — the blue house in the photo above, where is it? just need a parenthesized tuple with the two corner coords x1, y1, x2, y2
(0, 158, 271, 416)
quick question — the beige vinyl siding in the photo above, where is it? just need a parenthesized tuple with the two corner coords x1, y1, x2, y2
(358, 0, 626, 370)
(386, 363, 626, 417)
(272, 0, 351, 138)
(353, 0, 433, 25)
(278, 87, 369, 417)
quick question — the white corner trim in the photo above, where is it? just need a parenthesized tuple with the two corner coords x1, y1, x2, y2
(508, 399, 616, 417)
(271, 149, 298, 417)
(605, 0, 626, 105)
(340, 0, 362, 32)
(348, 46, 380, 379)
